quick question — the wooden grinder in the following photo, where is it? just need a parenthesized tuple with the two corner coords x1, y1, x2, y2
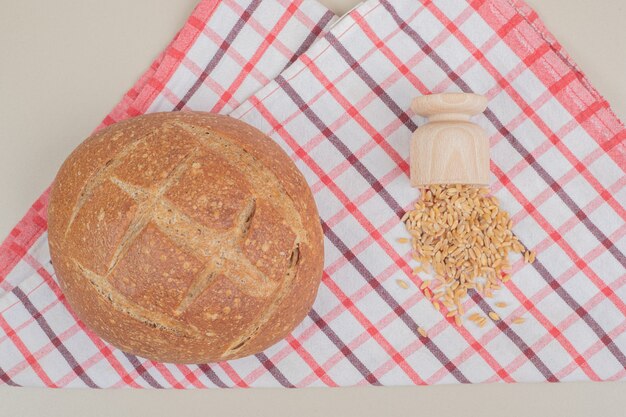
(410, 93, 489, 187)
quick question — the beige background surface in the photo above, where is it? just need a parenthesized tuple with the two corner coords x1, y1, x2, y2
(0, 0, 624, 416)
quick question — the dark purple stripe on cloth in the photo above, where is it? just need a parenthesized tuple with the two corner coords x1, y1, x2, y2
(13, 287, 98, 388)
(532, 261, 626, 369)
(308, 309, 382, 385)
(197, 364, 228, 388)
(282, 10, 337, 72)
(174, 0, 263, 111)
(123, 353, 164, 389)
(324, 34, 417, 133)
(0, 365, 19, 386)
(255, 352, 295, 388)
(321, 223, 469, 383)
(469, 290, 557, 381)
(275, 75, 405, 217)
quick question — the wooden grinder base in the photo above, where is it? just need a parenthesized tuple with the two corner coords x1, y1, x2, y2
(410, 93, 489, 187)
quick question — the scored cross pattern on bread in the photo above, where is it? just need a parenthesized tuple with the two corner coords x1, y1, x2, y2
(48, 112, 324, 363)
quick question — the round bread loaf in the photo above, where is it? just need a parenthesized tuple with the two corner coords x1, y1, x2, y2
(48, 112, 324, 363)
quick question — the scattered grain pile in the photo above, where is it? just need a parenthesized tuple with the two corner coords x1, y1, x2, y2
(401, 184, 535, 326)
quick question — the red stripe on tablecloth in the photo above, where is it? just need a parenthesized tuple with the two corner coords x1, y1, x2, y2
(210, 0, 301, 113)
(0, 311, 57, 387)
(0, 293, 59, 342)
(3, 323, 91, 385)
(0, 191, 49, 284)
(491, 125, 626, 365)
(50, 326, 116, 387)
(12, 286, 97, 387)
(217, 361, 249, 388)
(147, 362, 186, 389)
(259, 57, 413, 189)
(511, 251, 626, 380)
(469, 289, 558, 381)
(174, 0, 263, 110)
(275, 0, 332, 31)
(321, 268, 427, 385)
(181, 0, 337, 106)
(490, 114, 626, 301)
(105, 51, 166, 125)
(301, 55, 409, 173)
(324, 39, 417, 132)
(175, 364, 207, 389)
(107, 0, 223, 121)
(225, 0, 318, 63)
(274, 75, 404, 216)
(245, 321, 338, 386)
(311, 293, 430, 385)
(285, 335, 339, 387)
(573, 314, 626, 381)
(474, 0, 625, 168)
(174, 54, 242, 111)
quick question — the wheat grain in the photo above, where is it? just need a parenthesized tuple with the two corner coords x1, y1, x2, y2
(424, 288, 433, 299)
(413, 266, 425, 274)
(468, 313, 481, 322)
(396, 279, 409, 289)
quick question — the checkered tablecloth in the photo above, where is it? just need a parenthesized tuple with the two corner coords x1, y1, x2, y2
(1, 0, 625, 388)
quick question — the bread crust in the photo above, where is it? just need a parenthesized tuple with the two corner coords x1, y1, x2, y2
(48, 112, 324, 363)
